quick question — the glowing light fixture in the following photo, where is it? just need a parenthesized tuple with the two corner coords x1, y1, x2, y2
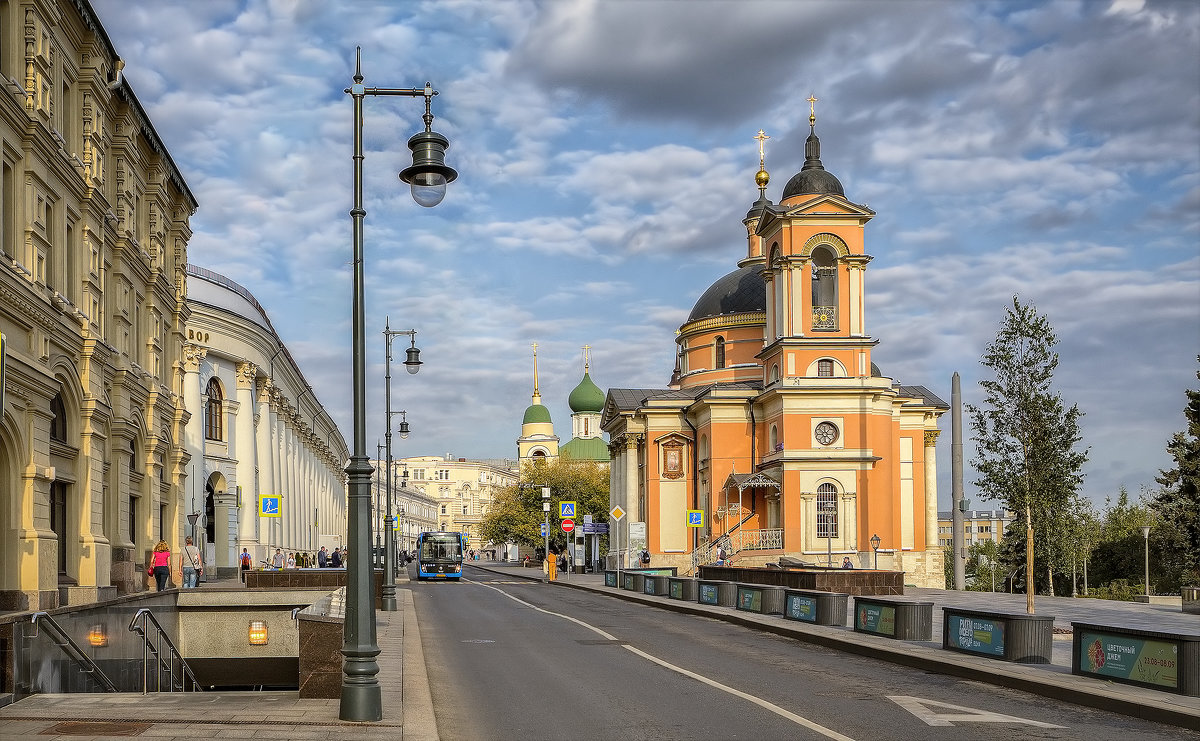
(249, 620, 269, 645)
(87, 625, 108, 647)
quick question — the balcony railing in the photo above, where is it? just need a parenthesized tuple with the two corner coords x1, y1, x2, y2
(731, 528, 784, 551)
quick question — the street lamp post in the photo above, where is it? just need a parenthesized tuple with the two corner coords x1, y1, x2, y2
(341, 46, 455, 723)
(383, 320, 420, 613)
(542, 487, 551, 583)
(870, 533, 881, 570)
(1140, 525, 1151, 598)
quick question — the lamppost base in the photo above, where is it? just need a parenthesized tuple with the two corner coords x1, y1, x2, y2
(381, 595, 397, 611)
(339, 682, 383, 722)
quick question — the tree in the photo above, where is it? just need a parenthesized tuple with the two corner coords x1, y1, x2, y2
(968, 297, 1089, 611)
(1089, 487, 1155, 592)
(1151, 358, 1200, 590)
(477, 457, 609, 553)
(964, 539, 1003, 592)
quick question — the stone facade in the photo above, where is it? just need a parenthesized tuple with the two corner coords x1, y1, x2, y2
(0, 0, 197, 609)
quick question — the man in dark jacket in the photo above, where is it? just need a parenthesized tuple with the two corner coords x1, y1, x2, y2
(317, 546, 328, 568)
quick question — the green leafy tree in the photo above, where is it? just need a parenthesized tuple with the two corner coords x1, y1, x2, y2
(969, 297, 1089, 610)
(964, 539, 1003, 592)
(478, 457, 609, 553)
(1089, 488, 1155, 596)
(1151, 358, 1200, 589)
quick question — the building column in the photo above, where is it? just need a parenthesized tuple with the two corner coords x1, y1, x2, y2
(923, 429, 940, 552)
(253, 379, 274, 562)
(233, 363, 257, 556)
(181, 343, 207, 509)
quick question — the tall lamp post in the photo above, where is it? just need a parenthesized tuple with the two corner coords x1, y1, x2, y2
(341, 47, 456, 723)
(542, 487, 551, 583)
(1140, 525, 1151, 598)
(383, 319, 420, 613)
(870, 533, 881, 570)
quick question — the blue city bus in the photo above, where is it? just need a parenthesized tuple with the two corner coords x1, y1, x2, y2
(415, 531, 465, 580)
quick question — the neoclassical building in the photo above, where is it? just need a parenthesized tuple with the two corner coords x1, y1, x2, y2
(0, 0, 197, 609)
(602, 118, 947, 587)
(392, 454, 518, 552)
(183, 266, 348, 575)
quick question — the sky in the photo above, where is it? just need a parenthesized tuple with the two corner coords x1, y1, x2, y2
(90, 0, 1199, 511)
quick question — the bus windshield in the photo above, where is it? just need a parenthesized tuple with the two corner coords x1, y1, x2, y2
(419, 533, 463, 563)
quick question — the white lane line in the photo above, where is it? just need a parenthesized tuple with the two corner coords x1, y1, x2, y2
(478, 581, 856, 741)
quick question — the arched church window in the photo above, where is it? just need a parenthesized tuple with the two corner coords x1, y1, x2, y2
(715, 336, 726, 369)
(817, 483, 838, 539)
(811, 246, 838, 331)
(129, 438, 139, 473)
(50, 393, 68, 443)
(205, 378, 224, 441)
(769, 424, 780, 452)
(818, 359, 834, 378)
(770, 364, 780, 383)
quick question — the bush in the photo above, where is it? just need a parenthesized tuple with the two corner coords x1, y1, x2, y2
(1086, 579, 1142, 601)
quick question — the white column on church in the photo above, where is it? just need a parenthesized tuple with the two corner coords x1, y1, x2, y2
(254, 380, 274, 559)
(234, 363, 257, 557)
(181, 344, 207, 513)
(269, 390, 283, 549)
(923, 430, 940, 554)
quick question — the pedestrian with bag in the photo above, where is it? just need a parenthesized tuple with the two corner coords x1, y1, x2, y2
(239, 548, 252, 582)
(182, 536, 203, 588)
(148, 540, 172, 591)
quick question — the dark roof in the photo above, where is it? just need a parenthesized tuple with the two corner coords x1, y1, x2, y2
(896, 385, 949, 409)
(781, 168, 844, 200)
(687, 265, 766, 322)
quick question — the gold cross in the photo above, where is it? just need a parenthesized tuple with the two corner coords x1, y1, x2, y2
(582, 344, 591, 369)
(754, 129, 770, 168)
(808, 94, 818, 125)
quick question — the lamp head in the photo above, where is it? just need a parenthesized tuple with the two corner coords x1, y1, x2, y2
(870, 533, 881, 551)
(398, 419, 410, 440)
(404, 338, 422, 374)
(399, 130, 457, 207)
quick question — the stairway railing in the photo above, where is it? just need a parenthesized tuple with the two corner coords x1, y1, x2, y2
(28, 612, 118, 693)
(128, 608, 201, 693)
(690, 508, 757, 575)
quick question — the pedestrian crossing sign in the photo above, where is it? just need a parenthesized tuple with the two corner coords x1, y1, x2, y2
(259, 495, 281, 518)
(560, 501, 576, 518)
(687, 510, 704, 527)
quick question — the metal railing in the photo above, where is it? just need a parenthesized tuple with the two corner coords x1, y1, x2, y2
(128, 609, 201, 694)
(28, 612, 118, 693)
(730, 528, 784, 552)
(690, 508, 758, 575)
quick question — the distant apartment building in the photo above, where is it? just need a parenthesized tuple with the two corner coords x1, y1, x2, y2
(391, 455, 519, 551)
(936, 509, 1013, 549)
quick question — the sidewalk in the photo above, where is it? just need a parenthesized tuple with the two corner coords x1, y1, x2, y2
(472, 561, 1200, 730)
(0, 571, 439, 741)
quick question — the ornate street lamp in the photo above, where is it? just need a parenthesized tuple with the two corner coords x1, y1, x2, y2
(870, 533, 881, 570)
(341, 47, 455, 723)
(383, 320, 418, 613)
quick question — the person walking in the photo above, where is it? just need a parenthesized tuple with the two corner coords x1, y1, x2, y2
(330, 547, 343, 568)
(317, 546, 328, 568)
(271, 548, 285, 569)
(182, 536, 203, 588)
(286, 552, 296, 569)
(148, 540, 172, 591)
(239, 548, 252, 582)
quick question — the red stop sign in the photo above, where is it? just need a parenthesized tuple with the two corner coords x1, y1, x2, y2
(561, 518, 575, 533)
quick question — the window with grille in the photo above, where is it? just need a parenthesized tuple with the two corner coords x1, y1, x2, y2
(817, 483, 838, 539)
(715, 336, 726, 369)
(818, 359, 834, 378)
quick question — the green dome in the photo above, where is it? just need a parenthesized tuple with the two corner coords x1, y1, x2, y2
(561, 436, 609, 461)
(568, 372, 605, 413)
(522, 403, 552, 425)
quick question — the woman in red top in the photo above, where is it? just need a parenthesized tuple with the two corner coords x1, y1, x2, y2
(149, 540, 172, 591)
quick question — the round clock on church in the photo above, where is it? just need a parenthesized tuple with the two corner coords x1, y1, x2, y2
(814, 421, 839, 446)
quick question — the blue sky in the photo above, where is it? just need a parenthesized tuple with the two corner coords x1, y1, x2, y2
(91, 0, 1199, 510)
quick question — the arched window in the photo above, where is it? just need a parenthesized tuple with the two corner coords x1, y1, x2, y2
(817, 483, 838, 539)
(204, 378, 223, 441)
(770, 364, 780, 383)
(818, 359, 834, 378)
(50, 393, 68, 443)
(769, 424, 780, 452)
(129, 438, 139, 473)
(715, 336, 726, 369)
(811, 246, 838, 330)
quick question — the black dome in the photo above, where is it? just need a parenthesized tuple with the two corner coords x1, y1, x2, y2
(687, 266, 766, 322)
(781, 168, 844, 199)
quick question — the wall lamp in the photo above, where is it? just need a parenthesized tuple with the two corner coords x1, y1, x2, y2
(249, 620, 269, 646)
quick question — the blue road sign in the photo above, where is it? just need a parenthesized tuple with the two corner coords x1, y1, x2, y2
(560, 501, 576, 518)
(540, 522, 548, 536)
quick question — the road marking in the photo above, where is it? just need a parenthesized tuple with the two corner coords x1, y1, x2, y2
(478, 582, 855, 741)
(888, 696, 1066, 728)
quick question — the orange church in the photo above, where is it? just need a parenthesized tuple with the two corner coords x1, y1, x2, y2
(602, 112, 947, 587)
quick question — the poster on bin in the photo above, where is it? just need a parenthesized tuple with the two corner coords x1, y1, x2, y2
(946, 615, 1006, 657)
(856, 603, 896, 636)
(1079, 631, 1178, 689)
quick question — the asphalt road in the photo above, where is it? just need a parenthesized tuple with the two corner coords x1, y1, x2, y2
(411, 567, 1195, 741)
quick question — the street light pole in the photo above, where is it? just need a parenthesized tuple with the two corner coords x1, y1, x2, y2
(870, 533, 881, 570)
(341, 46, 455, 723)
(1141, 525, 1151, 598)
(542, 487, 551, 583)
(382, 321, 418, 613)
